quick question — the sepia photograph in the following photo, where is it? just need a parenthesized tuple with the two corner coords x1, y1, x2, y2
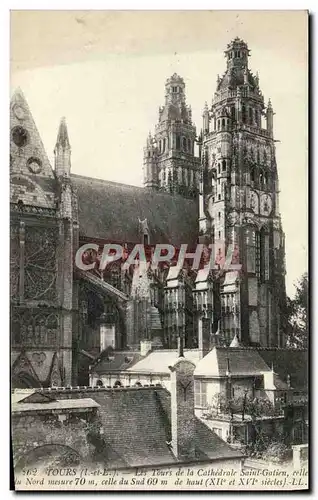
(9, 9, 308, 491)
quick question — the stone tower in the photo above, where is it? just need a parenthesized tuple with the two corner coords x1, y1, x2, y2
(10, 90, 78, 388)
(143, 73, 201, 198)
(199, 38, 287, 347)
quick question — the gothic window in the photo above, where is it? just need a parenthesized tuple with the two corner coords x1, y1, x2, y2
(249, 107, 253, 124)
(242, 105, 246, 124)
(255, 109, 259, 125)
(260, 228, 270, 281)
(24, 227, 57, 301)
(182, 137, 187, 151)
(168, 171, 173, 193)
(222, 159, 226, 171)
(250, 167, 255, 185)
(231, 106, 236, 122)
(176, 135, 181, 150)
(246, 228, 256, 273)
(256, 232, 261, 278)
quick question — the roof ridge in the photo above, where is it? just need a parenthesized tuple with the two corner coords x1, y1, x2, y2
(71, 173, 144, 190)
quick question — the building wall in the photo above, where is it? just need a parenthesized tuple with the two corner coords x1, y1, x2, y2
(12, 410, 94, 468)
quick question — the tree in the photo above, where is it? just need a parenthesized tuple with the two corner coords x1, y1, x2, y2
(286, 272, 308, 349)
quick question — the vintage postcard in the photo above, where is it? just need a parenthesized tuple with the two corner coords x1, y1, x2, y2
(10, 10, 308, 491)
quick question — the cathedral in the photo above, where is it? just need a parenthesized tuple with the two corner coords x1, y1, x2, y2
(10, 38, 288, 388)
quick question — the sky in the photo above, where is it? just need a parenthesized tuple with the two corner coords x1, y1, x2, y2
(10, 10, 308, 297)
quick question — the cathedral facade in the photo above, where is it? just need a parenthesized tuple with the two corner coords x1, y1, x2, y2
(10, 38, 287, 388)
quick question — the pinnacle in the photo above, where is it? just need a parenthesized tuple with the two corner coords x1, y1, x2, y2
(56, 116, 70, 149)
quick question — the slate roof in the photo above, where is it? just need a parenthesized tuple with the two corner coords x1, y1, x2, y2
(72, 174, 198, 246)
(195, 347, 272, 378)
(92, 350, 144, 375)
(43, 386, 242, 468)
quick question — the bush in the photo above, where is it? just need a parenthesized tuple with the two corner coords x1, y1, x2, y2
(262, 442, 292, 464)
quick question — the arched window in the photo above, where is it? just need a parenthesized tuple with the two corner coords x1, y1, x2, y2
(249, 107, 253, 124)
(245, 228, 256, 274)
(148, 151, 151, 157)
(188, 138, 191, 153)
(242, 105, 246, 124)
(231, 106, 236, 122)
(176, 135, 181, 150)
(250, 168, 255, 184)
(222, 159, 226, 171)
(255, 109, 258, 126)
(159, 140, 162, 153)
(114, 380, 122, 388)
(96, 379, 104, 387)
(162, 138, 166, 152)
(183, 137, 187, 151)
(218, 163, 221, 174)
(217, 120, 220, 131)
(221, 119, 225, 130)
(260, 227, 270, 281)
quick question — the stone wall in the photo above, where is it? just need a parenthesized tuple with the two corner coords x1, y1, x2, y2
(12, 410, 95, 469)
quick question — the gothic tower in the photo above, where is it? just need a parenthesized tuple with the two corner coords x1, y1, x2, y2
(200, 38, 287, 348)
(10, 90, 78, 388)
(143, 73, 201, 198)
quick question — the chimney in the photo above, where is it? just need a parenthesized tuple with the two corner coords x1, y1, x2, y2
(100, 313, 116, 352)
(168, 345, 196, 461)
(140, 340, 152, 357)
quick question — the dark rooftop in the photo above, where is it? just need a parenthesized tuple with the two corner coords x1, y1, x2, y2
(72, 174, 198, 247)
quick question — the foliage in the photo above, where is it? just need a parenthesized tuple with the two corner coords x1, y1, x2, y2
(286, 273, 308, 349)
(204, 392, 275, 421)
(262, 442, 292, 464)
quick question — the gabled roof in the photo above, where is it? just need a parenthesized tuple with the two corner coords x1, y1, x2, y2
(72, 174, 198, 246)
(10, 89, 57, 208)
(195, 347, 271, 378)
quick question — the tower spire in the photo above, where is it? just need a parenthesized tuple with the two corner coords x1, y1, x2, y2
(55, 117, 70, 150)
(54, 117, 71, 178)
